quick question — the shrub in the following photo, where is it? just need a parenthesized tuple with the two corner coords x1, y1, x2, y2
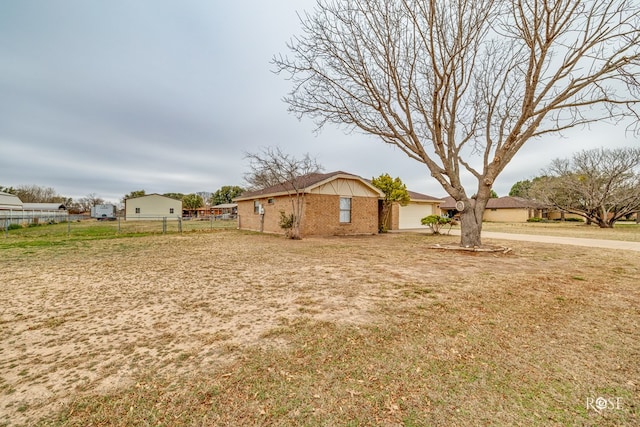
(279, 211, 299, 239)
(8, 223, 21, 230)
(421, 215, 453, 234)
(564, 217, 584, 222)
(527, 217, 544, 222)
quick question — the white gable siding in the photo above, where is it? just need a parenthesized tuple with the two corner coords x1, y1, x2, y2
(309, 178, 380, 197)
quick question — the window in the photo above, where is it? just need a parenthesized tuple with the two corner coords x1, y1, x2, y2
(268, 198, 275, 204)
(135, 207, 141, 214)
(254, 200, 260, 214)
(169, 208, 174, 214)
(339, 197, 351, 223)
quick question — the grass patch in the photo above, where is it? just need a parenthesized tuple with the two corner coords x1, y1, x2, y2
(0, 219, 237, 250)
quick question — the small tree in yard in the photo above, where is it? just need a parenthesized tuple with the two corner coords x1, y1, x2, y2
(122, 190, 146, 203)
(531, 147, 640, 228)
(211, 186, 244, 206)
(371, 173, 410, 232)
(421, 215, 455, 235)
(274, 0, 640, 248)
(183, 194, 204, 212)
(244, 147, 323, 239)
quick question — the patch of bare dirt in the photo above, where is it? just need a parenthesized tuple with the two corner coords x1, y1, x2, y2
(0, 231, 636, 425)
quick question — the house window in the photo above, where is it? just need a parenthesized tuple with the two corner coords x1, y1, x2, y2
(339, 197, 351, 223)
(254, 201, 260, 214)
(135, 207, 141, 214)
(170, 208, 174, 214)
(268, 198, 274, 204)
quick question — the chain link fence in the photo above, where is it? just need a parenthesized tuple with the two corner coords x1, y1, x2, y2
(2, 214, 238, 239)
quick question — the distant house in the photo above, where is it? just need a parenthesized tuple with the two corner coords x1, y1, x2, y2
(22, 202, 67, 211)
(0, 192, 23, 210)
(235, 171, 384, 237)
(212, 203, 237, 219)
(1, 195, 68, 224)
(183, 203, 238, 219)
(440, 196, 545, 222)
(388, 190, 443, 230)
(484, 197, 546, 222)
(125, 194, 182, 220)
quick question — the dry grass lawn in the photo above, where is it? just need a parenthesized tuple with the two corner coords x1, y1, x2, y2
(1, 228, 638, 426)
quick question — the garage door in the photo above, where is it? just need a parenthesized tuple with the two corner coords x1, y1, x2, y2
(398, 203, 434, 229)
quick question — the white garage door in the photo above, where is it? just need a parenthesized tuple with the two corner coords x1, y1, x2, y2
(399, 203, 434, 229)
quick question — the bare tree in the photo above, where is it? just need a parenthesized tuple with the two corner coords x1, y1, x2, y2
(274, 0, 640, 247)
(13, 185, 62, 203)
(76, 193, 105, 213)
(532, 147, 640, 227)
(244, 147, 323, 239)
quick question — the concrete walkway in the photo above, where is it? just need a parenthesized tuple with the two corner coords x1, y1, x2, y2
(445, 229, 640, 252)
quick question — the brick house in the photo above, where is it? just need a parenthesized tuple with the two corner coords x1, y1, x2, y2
(235, 171, 384, 237)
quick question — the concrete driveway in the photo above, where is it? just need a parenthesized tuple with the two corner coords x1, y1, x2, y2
(446, 229, 640, 252)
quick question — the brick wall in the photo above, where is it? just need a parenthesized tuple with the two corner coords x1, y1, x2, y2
(303, 194, 378, 236)
(237, 197, 290, 234)
(238, 194, 379, 237)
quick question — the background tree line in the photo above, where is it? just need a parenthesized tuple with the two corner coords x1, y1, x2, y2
(509, 147, 640, 227)
(1, 185, 245, 214)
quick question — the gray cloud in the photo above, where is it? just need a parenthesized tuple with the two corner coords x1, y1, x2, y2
(0, 1, 635, 203)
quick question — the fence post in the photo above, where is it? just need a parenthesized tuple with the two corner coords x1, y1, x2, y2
(163, 217, 167, 234)
(178, 217, 183, 234)
(67, 216, 71, 237)
(118, 216, 121, 234)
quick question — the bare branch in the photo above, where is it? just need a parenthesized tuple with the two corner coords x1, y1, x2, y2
(274, 0, 640, 246)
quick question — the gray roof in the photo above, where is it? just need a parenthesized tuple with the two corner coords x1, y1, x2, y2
(406, 190, 444, 202)
(22, 203, 67, 210)
(0, 192, 24, 209)
(235, 171, 382, 201)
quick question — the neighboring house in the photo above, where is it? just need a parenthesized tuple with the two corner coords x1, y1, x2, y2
(440, 196, 545, 222)
(388, 190, 443, 230)
(234, 171, 384, 237)
(439, 197, 461, 219)
(1, 196, 68, 224)
(0, 192, 23, 210)
(212, 203, 238, 219)
(183, 203, 238, 219)
(22, 202, 67, 211)
(484, 197, 545, 222)
(125, 194, 182, 220)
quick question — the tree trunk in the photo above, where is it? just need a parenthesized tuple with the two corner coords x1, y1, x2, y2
(381, 203, 391, 231)
(459, 204, 484, 247)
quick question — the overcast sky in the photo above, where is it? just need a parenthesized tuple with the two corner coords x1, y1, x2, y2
(0, 1, 636, 204)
